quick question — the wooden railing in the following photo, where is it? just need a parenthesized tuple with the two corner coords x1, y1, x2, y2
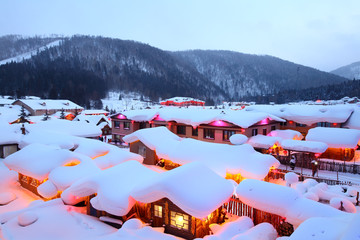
(223, 196, 284, 234)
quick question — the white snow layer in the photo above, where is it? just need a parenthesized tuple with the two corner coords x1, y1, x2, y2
(245, 104, 354, 125)
(281, 139, 328, 153)
(267, 129, 303, 140)
(236, 179, 350, 226)
(63, 161, 234, 219)
(230, 134, 248, 145)
(123, 127, 279, 179)
(306, 127, 360, 148)
(246, 135, 282, 149)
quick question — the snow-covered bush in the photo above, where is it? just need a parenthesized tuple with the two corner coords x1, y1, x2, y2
(329, 198, 356, 213)
(18, 211, 38, 227)
(285, 172, 298, 187)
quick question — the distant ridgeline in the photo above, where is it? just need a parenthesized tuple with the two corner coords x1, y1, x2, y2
(0, 35, 351, 107)
(242, 79, 360, 104)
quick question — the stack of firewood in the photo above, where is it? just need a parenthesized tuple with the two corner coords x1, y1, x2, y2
(277, 221, 294, 236)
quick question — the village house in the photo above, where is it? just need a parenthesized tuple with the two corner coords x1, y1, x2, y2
(306, 127, 360, 161)
(111, 108, 285, 144)
(12, 99, 83, 116)
(73, 114, 112, 137)
(62, 161, 234, 239)
(160, 97, 205, 107)
(122, 126, 279, 182)
(245, 104, 354, 136)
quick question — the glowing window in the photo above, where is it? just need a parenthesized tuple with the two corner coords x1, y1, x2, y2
(30, 178, 38, 187)
(154, 205, 162, 218)
(21, 175, 29, 183)
(170, 211, 189, 231)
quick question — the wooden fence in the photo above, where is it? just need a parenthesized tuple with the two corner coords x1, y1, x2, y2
(277, 155, 360, 175)
(267, 169, 358, 186)
(223, 197, 284, 234)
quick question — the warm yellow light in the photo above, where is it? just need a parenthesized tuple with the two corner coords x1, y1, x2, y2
(176, 215, 184, 224)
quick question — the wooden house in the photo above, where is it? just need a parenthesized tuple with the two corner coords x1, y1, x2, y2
(3, 143, 99, 199)
(160, 97, 205, 107)
(12, 99, 83, 116)
(62, 161, 234, 239)
(123, 127, 280, 182)
(111, 108, 284, 145)
(306, 127, 360, 161)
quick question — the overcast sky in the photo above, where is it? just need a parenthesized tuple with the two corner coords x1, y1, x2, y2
(1, 0, 359, 71)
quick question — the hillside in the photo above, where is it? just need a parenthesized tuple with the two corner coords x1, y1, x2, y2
(331, 61, 360, 80)
(0, 35, 350, 107)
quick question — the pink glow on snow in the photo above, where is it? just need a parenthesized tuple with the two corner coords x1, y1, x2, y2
(209, 120, 230, 127)
(259, 118, 270, 125)
(153, 115, 165, 121)
(117, 114, 127, 120)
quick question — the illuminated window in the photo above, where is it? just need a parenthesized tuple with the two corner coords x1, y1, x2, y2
(124, 122, 130, 130)
(203, 128, 215, 139)
(170, 211, 189, 231)
(21, 175, 29, 183)
(223, 130, 235, 141)
(30, 178, 38, 187)
(154, 205, 163, 218)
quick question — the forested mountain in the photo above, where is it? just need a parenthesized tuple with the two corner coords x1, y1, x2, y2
(172, 50, 347, 99)
(0, 35, 351, 107)
(331, 61, 360, 80)
(242, 79, 360, 104)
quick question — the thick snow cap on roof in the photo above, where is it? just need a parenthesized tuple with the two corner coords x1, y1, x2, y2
(306, 127, 360, 148)
(230, 134, 248, 145)
(246, 135, 282, 149)
(132, 162, 234, 219)
(14, 99, 83, 111)
(123, 127, 279, 179)
(267, 129, 303, 140)
(19, 131, 76, 149)
(27, 119, 102, 138)
(121, 108, 284, 128)
(236, 179, 349, 226)
(4, 144, 85, 180)
(281, 139, 328, 153)
(62, 160, 158, 216)
(246, 104, 354, 125)
(0, 121, 21, 145)
(344, 106, 360, 130)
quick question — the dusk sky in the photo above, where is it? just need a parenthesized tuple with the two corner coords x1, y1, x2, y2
(1, 0, 359, 71)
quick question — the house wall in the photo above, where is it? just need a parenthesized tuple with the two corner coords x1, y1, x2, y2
(320, 148, 355, 161)
(129, 141, 158, 165)
(18, 173, 41, 196)
(0, 144, 19, 158)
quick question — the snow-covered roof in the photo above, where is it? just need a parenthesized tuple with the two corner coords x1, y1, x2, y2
(123, 127, 279, 179)
(160, 97, 205, 104)
(73, 114, 110, 126)
(245, 104, 354, 125)
(62, 161, 159, 216)
(0, 105, 27, 123)
(236, 179, 349, 226)
(0, 98, 15, 105)
(344, 106, 360, 130)
(82, 109, 109, 115)
(13, 99, 83, 111)
(267, 129, 303, 140)
(120, 108, 284, 128)
(63, 161, 234, 219)
(306, 127, 360, 149)
(3, 144, 97, 181)
(132, 162, 234, 218)
(0, 121, 22, 145)
(26, 119, 102, 138)
(246, 135, 282, 149)
(281, 139, 328, 153)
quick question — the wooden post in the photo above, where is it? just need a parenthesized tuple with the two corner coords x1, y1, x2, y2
(301, 152, 304, 178)
(356, 192, 359, 206)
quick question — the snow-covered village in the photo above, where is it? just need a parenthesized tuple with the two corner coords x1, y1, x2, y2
(1, 1, 360, 240)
